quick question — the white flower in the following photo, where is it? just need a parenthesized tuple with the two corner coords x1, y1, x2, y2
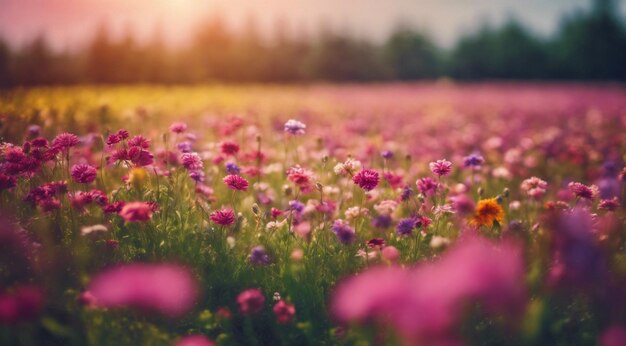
(80, 224, 108, 236)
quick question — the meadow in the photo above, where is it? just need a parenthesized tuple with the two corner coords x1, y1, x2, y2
(1, 82, 626, 346)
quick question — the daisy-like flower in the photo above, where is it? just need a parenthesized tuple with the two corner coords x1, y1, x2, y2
(209, 208, 235, 226)
(471, 198, 505, 227)
(284, 119, 306, 135)
(223, 174, 249, 191)
(429, 159, 452, 177)
(71, 163, 98, 184)
(352, 169, 379, 191)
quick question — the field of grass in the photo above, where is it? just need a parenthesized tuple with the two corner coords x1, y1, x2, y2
(1, 83, 626, 346)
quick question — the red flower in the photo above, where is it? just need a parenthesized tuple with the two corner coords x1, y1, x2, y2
(71, 164, 98, 184)
(273, 300, 296, 324)
(220, 141, 240, 156)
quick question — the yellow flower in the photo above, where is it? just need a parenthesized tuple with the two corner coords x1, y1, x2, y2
(471, 198, 505, 227)
(128, 168, 148, 188)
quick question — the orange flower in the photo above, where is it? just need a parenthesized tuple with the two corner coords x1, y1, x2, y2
(471, 198, 504, 227)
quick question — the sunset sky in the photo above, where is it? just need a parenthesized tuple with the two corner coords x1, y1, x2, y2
(0, 0, 623, 51)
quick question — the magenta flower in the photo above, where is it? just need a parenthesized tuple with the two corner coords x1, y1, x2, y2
(220, 141, 240, 156)
(119, 201, 153, 222)
(237, 288, 265, 315)
(181, 152, 204, 171)
(0, 174, 16, 191)
(416, 177, 439, 196)
(174, 335, 215, 346)
(429, 159, 452, 177)
(223, 174, 249, 191)
(0, 285, 44, 324)
(331, 235, 525, 344)
(209, 208, 235, 226)
(87, 264, 198, 317)
(128, 135, 150, 149)
(169, 122, 188, 134)
(273, 300, 296, 324)
(352, 169, 379, 191)
(128, 147, 154, 166)
(71, 163, 97, 184)
(51, 132, 80, 150)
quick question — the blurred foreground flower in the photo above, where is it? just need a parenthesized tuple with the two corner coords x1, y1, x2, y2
(331, 235, 525, 345)
(87, 264, 198, 317)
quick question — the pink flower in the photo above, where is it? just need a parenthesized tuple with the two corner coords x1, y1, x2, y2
(52, 132, 80, 150)
(71, 163, 97, 184)
(223, 174, 249, 191)
(174, 335, 215, 346)
(568, 182, 598, 200)
(209, 208, 235, 226)
(352, 169, 379, 191)
(286, 165, 314, 188)
(0, 285, 44, 324)
(381, 246, 401, 263)
(521, 177, 548, 199)
(429, 159, 452, 177)
(169, 122, 188, 134)
(600, 326, 626, 346)
(119, 201, 153, 222)
(87, 264, 198, 317)
(181, 153, 204, 171)
(128, 147, 154, 166)
(331, 235, 525, 344)
(128, 135, 150, 149)
(273, 300, 296, 324)
(237, 288, 265, 315)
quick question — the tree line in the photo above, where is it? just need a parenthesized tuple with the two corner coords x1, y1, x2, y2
(0, 0, 625, 86)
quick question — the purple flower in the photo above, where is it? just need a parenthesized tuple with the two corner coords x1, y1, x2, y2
(71, 164, 97, 184)
(372, 215, 392, 229)
(87, 264, 198, 317)
(400, 185, 413, 201)
(189, 170, 205, 183)
(396, 218, 416, 236)
(381, 150, 394, 159)
(352, 169, 379, 191)
(225, 162, 241, 175)
(249, 246, 271, 266)
(284, 119, 306, 135)
(463, 153, 485, 168)
(331, 220, 356, 245)
(429, 159, 452, 177)
(289, 200, 305, 213)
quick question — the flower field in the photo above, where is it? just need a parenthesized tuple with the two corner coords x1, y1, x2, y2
(1, 83, 626, 346)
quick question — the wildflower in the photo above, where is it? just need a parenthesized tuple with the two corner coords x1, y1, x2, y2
(568, 182, 598, 200)
(400, 185, 413, 201)
(271, 208, 283, 219)
(80, 224, 108, 236)
(289, 200, 305, 213)
(0, 285, 44, 324)
(286, 165, 314, 189)
(331, 220, 356, 245)
(189, 171, 204, 183)
(225, 162, 241, 175)
(450, 194, 475, 216)
(334, 158, 362, 176)
(353, 169, 379, 191)
(210, 208, 235, 226)
(429, 159, 452, 177)
(284, 119, 306, 135)
(106, 134, 121, 145)
(381, 150, 394, 159)
(87, 264, 198, 317)
(290, 249, 304, 261)
(345, 206, 368, 220)
(223, 174, 249, 191)
(181, 152, 204, 171)
(471, 198, 505, 227)
(430, 236, 451, 249)
(396, 218, 416, 236)
(237, 288, 265, 315)
(383, 172, 404, 188)
(416, 177, 439, 196)
(177, 141, 193, 153)
(128, 147, 154, 166)
(249, 246, 271, 266)
(119, 202, 153, 222)
(463, 153, 485, 168)
(521, 177, 548, 199)
(0, 174, 16, 191)
(366, 238, 385, 249)
(71, 163, 98, 184)
(174, 335, 215, 346)
(273, 300, 296, 324)
(169, 122, 188, 134)
(220, 141, 240, 156)
(372, 215, 392, 229)
(599, 197, 620, 211)
(128, 135, 150, 149)
(51, 132, 80, 150)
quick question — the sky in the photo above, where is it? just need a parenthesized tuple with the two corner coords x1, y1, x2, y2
(0, 0, 624, 51)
